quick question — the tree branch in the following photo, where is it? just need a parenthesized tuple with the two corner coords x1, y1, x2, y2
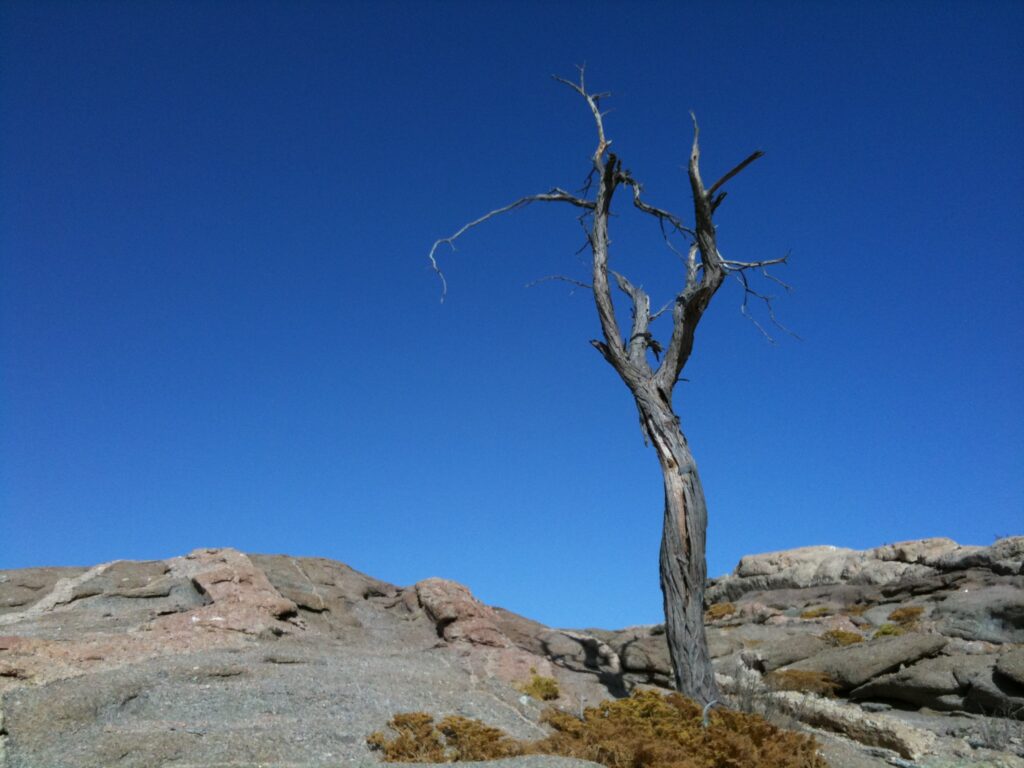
(720, 252, 789, 271)
(734, 270, 801, 343)
(706, 150, 765, 200)
(428, 189, 594, 302)
(526, 274, 592, 292)
(621, 176, 696, 239)
(611, 270, 655, 369)
(552, 66, 611, 171)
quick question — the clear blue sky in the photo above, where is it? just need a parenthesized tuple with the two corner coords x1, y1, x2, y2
(2, 1, 1021, 629)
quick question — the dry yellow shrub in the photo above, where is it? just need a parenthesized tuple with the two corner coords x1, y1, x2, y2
(368, 689, 827, 767)
(765, 669, 840, 697)
(367, 712, 446, 762)
(874, 623, 906, 638)
(367, 713, 523, 761)
(532, 691, 826, 768)
(705, 602, 737, 620)
(799, 606, 831, 619)
(821, 629, 863, 646)
(887, 606, 923, 625)
(518, 669, 560, 701)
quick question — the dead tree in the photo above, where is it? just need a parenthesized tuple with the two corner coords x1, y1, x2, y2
(428, 70, 789, 706)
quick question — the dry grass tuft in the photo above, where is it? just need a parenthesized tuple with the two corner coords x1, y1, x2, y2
(873, 623, 906, 638)
(368, 689, 828, 767)
(705, 602, 737, 621)
(799, 606, 831, 619)
(765, 669, 841, 698)
(820, 629, 863, 647)
(887, 606, 923, 625)
(518, 669, 560, 701)
(367, 713, 447, 762)
(367, 713, 523, 762)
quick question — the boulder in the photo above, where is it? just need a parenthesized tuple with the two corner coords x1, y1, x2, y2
(932, 583, 1024, 643)
(736, 545, 857, 578)
(536, 629, 620, 675)
(870, 538, 961, 565)
(619, 637, 669, 676)
(743, 633, 831, 672)
(414, 577, 508, 647)
(965, 664, 1024, 718)
(68, 560, 170, 599)
(0, 567, 87, 615)
(769, 690, 937, 759)
(850, 653, 995, 711)
(248, 554, 401, 633)
(786, 632, 948, 691)
(931, 537, 1024, 575)
(996, 648, 1024, 688)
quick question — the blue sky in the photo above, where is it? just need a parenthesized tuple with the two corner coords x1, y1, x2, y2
(2, 1, 1021, 629)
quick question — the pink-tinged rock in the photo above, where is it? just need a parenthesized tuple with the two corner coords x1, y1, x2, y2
(154, 548, 298, 636)
(0, 635, 28, 651)
(414, 578, 509, 647)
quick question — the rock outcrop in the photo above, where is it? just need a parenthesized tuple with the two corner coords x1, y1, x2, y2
(0, 537, 1021, 767)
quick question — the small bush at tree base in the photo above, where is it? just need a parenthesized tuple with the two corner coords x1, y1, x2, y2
(368, 689, 828, 767)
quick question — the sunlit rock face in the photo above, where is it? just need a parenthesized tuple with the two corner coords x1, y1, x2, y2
(0, 537, 1021, 767)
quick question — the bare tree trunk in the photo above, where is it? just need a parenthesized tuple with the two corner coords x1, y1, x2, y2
(638, 394, 719, 705)
(428, 69, 784, 708)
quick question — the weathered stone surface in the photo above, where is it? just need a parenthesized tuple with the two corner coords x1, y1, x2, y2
(0, 567, 87, 614)
(997, 648, 1024, 688)
(931, 537, 1024, 575)
(932, 583, 1024, 643)
(2, 538, 1023, 767)
(770, 690, 938, 759)
(871, 538, 961, 565)
(415, 577, 508, 647)
(70, 559, 170, 599)
(710, 537, 1024, 605)
(787, 633, 948, 691)
(0, 640, 594, 768)
(850, 654, 995, 711)
(743, 632, 831, 672)
(964, 663, 1024, 718)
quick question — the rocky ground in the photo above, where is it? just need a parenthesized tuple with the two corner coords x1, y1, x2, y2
(0, 537, 1021, 767)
